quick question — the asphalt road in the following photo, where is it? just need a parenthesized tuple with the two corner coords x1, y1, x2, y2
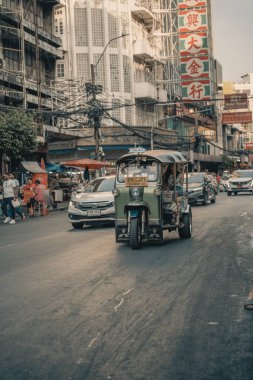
(1, 193, 253, 380)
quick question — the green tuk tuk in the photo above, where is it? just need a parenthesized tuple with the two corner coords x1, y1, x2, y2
(113, 149, 192, 250)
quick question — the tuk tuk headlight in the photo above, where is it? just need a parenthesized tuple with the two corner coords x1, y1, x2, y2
(153, 187, 162, 196)
(130, 187, 140, 198)
(112, 188, 120, 197)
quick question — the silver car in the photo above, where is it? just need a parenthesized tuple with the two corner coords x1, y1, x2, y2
(227, 170, 253, 196)
(68, 176, 115, 229)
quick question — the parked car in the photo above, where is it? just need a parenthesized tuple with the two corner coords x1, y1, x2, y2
(185, 172, 216, 205)
(68, 176, 115, 229)
(227, 170, 253, 196)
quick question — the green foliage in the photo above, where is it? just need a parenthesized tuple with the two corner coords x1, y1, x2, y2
(222, 155, 234, 170)
(0, 110, 37, 159)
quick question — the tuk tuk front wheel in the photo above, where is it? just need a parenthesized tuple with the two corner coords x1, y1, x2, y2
(179, 212, 192, 239)
(129, 218, 141, 250)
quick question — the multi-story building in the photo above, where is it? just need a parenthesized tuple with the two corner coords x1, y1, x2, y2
(0, 0, 63, 141)
(222, 73, 253, 167)
(48, 0, 180, 162)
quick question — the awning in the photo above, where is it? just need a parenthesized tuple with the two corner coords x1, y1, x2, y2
(61, 158, 111, 169)
(45, 163, 66, 173)
(21, 161, 46, 173)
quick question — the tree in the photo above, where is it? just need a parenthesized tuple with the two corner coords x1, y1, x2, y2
(0, 110, 38, 172)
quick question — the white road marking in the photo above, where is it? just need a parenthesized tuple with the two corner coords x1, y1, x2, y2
(87, 333, 100, 349)
(207, 322, 219, 325)
(230, 294, 238, 297)
(114, 298, 124, 312)
(122, 287, 134, 296)
(0, 244, 16, 250)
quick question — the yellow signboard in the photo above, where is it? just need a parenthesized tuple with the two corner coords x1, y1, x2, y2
(125, 176, 148, 187)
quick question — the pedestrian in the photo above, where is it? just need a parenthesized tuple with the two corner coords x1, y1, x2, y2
(33, 179, 48, 216)
(22, 178, 36, 217)
(9, 174, 26, 221)
(84, 166, 90, 183)
(1, 173, 18, 224)
(0, 176, 3, 219)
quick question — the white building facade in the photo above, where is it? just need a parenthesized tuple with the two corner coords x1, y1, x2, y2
(54, 0, 167, 129)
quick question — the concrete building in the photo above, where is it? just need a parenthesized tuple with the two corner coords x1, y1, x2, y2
(0, 0, 63, 144)
(222, 74, 253, 167)
(48, 0, 180, 162)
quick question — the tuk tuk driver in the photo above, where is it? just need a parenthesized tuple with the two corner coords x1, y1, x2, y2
(162, 165, 174, 190)
(162, 164, 184, 193)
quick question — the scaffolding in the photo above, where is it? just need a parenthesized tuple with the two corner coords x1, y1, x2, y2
(152, 0, 181, 101)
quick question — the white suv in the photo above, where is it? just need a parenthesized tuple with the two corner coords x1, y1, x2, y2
(68, 176, 115, 229)
(227, 170, 253, 196)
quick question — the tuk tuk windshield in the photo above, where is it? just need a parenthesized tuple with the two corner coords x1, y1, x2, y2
(117, 160, 158, 183)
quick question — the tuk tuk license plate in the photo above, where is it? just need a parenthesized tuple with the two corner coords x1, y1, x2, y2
(125, 176, 148, 187)
(88, 209, 101, 216)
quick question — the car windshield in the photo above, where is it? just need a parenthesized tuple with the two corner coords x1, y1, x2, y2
(84, 177, 115, 192)
(117, 160, 158, 183)
(186, 173, 205, 183)
(233, 171, 253, 178)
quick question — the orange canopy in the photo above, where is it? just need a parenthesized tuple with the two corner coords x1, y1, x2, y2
(62, 158, 111, 169)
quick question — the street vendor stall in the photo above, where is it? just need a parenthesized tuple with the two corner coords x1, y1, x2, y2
(21, 161, 48, 188)
(61, 158, 111, 170)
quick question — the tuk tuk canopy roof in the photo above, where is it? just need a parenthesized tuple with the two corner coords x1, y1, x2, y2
(116, 150, 188, 165)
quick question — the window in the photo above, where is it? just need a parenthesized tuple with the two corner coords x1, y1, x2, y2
(59, 19, 63, 34)
(110, 54, 119, 92)
(57, 63, 64, 78)
(76, 53, 89, 81)
(55, 19, 58, 34)
(123, 56, 131, 93)
(91, 9, 104, 46)
(74, 8, 88, 46)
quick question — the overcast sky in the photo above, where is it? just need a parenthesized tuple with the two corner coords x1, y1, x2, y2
(211, 0, 253, 82)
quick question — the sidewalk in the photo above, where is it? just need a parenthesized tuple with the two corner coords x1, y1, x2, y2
(49, 201, 69, 212)
(0, 201, 69, 223)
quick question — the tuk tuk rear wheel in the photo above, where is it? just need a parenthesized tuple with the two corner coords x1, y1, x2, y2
(179, 212, 192, 239)
(129, 218, 141, 250)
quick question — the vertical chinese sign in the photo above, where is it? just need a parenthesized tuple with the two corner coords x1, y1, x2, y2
(178, 0, 211, 102)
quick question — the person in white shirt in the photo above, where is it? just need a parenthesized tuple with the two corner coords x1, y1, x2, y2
(2, 173, 18, 224)
(9, 174, 25, 222)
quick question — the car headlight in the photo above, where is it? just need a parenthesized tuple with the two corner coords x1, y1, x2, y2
(191, 187, 203, 192)
(70, 200, 78, 208)
(112, 188, 120, 197)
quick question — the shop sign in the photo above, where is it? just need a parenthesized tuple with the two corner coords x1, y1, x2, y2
(181, 80, 211, 101)
(181, 56, 209, 79)
(178, 0, 207, 8)
(246, 143, 253, 150)
(222, 112, 252, 124)
(179, 32, 208, 55)
(178, 9, 208, 33)
(224, 93, 248, 110)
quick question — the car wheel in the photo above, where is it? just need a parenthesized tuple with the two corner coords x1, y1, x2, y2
(179, 212, 192, 239)
(72, 222, 84, 229)
(234, 192, 238, 196)
(227, 191, 232, 196)
(211, 193, 216, 203)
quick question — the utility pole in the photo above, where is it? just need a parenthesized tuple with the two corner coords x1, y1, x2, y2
(91, 63, 100, 160)
(87, 33, 129, 161)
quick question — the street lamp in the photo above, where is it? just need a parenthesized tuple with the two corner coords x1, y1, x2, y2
(89, 33, 129, 160)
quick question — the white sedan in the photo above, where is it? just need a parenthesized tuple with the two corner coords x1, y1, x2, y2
(68, 176, 115, 229)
